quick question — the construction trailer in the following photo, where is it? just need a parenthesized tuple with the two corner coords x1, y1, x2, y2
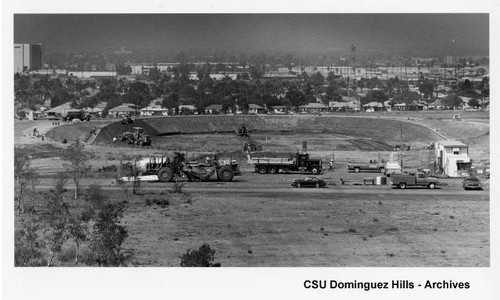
(435, 140, 471, 177)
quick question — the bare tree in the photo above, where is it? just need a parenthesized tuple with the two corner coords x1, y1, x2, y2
(61, 143, 91, 200)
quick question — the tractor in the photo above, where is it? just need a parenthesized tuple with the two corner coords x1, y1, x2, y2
(120, 114, 134, 124)
(118, 127, 152, 146)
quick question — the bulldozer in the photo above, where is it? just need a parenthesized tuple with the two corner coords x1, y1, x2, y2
(237, 124, 249, 137)
(120, 114, 134, 124)
(120, 152, 240, 183)
(117, 127, 151, 146)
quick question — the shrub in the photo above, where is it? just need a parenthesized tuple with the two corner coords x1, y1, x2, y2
(15, 221, 47, 266)
(171, 182, 184, 193)
(180, 244, 221, 267)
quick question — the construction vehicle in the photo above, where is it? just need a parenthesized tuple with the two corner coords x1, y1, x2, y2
(452, 114, 461, 121)
(119, 152, 241, 183)
(390, 170, 443, 189)
(237, 124, 249, 137)
(237, 123, 261, 153)
(63, 110, 91, 122)
(117, 127, 152, 146)
(247, 152, 322, 174)
(121, 114, 134, 124)
(347, 159, 386, 173)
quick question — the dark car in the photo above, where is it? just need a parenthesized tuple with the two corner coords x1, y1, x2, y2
(462, 176, 483, 190)
(291, 177, 327, 188)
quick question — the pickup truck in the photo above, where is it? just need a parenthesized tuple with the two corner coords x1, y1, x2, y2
(347, 160, 385, 173)
(390, 171, 443, 189)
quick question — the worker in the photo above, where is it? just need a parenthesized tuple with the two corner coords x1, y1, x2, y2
(113, 136, 117, 143)
(33, 127, 38, 136)
(329, 159, 334, 171)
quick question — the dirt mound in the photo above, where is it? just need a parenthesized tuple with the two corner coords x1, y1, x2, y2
(335, 139, 394, 151)
(135, 115, 441, 143)
(57, 115, 448, 151)
(46, 122, 96, 143)
(94, 119, 160, 145)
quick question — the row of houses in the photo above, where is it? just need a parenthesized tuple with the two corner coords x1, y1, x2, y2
(21, 92, 487, 121)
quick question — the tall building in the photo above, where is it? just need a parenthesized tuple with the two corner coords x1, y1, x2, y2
(14, 43, 43, 73)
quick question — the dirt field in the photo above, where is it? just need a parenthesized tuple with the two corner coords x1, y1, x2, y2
(13, 111, 490, 267)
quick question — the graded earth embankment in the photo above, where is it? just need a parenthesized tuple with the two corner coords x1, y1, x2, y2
(93, 115, 444, 146)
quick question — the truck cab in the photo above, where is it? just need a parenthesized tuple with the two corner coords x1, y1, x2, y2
(295, 153, 322, 174)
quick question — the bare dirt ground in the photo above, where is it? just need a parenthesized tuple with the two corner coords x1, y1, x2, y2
(13, 111, 490, 267)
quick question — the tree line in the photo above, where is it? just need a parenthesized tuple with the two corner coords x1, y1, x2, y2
(15, 64, 490, 118)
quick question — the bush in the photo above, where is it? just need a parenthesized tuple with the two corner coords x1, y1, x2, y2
(15, 222, 47, 266)
(180, 244, 221, 267)
(171, 182, 184, 193)
(58, 244, 77, 263)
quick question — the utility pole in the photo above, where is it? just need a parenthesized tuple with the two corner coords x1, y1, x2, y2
(400, 122, 404, 169)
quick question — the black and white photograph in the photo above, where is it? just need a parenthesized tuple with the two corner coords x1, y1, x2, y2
(3, 0, 498, 299)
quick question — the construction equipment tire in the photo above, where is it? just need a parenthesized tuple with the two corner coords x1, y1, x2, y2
(217, 167, 234, 182)
(158, 167, 174, 182)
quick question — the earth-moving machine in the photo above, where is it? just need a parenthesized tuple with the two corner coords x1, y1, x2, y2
(237, 123, 261, 153)
(247, 152, 322, 174)
(119, 152, 241, 182)
(118, 127, 152, 146)
(63, 110, 91, 122)
(121, 115, 134, 124)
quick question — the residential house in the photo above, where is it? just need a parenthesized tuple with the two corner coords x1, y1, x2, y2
(298, 102, 329, 113)
(362, 101, 385, 111)
(272, 105, 290, 114)
(140, 104, 169, 116)
(204, 104, 224, 114)
(178, 105, 198, 115)
(247, 104, 264, 114)
(45, 102, 73, 119)
(108, 103, 138, 118)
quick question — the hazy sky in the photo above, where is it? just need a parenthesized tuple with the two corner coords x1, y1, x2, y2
(14, 14, 489, 56)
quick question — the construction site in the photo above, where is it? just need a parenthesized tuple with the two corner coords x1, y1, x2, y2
(14, 111, 490, 267)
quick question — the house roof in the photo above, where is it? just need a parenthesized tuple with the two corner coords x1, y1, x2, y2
(109, 105, 137, 112)
(363, 101, 384, 107)
(248, 104, 263, 109)
(46, 102, 72, 114)
(437, 140, 468, 147)
(299, 102, 328, 109)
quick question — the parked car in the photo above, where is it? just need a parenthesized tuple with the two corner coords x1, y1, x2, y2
(291, 177, 327, 188)
(462, 176, 483, 190)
